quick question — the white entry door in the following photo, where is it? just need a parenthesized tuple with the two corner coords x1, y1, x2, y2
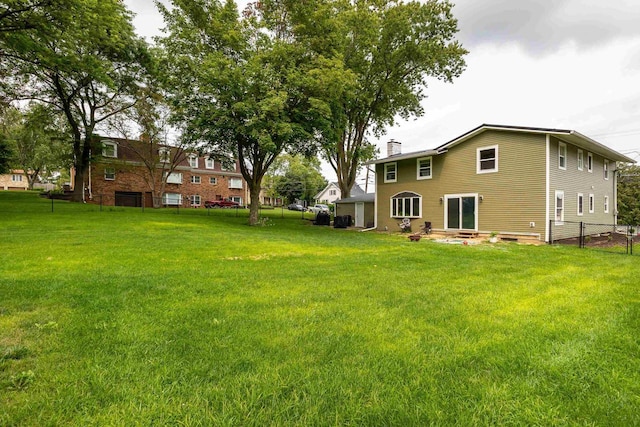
(355, 202, 365, 227)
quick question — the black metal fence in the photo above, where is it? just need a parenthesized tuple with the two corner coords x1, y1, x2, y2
(549, 220, 637, 254)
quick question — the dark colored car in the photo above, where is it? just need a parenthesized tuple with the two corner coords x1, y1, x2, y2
(204, 200, 240, 208)
(287, 203, 306, 211)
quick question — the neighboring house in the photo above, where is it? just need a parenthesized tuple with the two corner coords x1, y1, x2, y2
(369, 124, 635, 242)
(257, 187, 283, 207)
(315, 182, 365, 204)
(87, 137, 247, 207)
(0, 170, 28, 191)
(334, 193, 375, 228)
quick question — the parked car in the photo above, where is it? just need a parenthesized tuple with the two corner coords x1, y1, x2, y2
(308, 204, 330, 215)
(287, 203, 306, 211)
(204, 199, 240, 208)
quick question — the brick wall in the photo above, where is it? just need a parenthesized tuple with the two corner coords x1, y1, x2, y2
(88, 162, 246, 207)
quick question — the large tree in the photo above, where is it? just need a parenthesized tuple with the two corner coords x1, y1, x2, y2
(11, 104, 71, 189)
(265, 0, 467, 198)
(158, 0, 341, 225)
(0, 0, 149, 201)
(270, 154, 327, 204)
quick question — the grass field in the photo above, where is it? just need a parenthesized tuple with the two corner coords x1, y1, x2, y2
(1, 191, 639, 426)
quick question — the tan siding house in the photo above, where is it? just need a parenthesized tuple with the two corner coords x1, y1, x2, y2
(370, 124, 634, 242)
(0, 170, 29, 191)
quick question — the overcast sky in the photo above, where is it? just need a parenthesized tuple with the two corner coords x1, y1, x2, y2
(123, 0, 640, 182)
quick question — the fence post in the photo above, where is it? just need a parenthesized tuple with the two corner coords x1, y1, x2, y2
(579, 221, 584, 248)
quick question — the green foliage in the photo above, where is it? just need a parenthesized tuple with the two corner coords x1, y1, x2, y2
(617, 164, 640, 225)
(158, 0, 338, 224)
(0, 134, 13, 174)
(1, 192, 639, 424)
(269, 0, 467, 197)
(0, 0, 58, 34)
(269, 153, 328, 204)
(9, 104, 71, 188)
(1, 0, 150, 201)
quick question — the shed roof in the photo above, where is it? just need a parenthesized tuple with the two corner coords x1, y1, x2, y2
(334, 193, 375, 204)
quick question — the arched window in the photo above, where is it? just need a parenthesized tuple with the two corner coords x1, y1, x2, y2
(391, 191, 421, 218)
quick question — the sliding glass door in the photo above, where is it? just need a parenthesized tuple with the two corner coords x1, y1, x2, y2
(445, 194, 477, 230)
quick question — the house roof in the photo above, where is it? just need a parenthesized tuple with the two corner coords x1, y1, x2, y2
(314, 182, 365, 199)
(368, 124, 636, 164)
(334, 192, 375, 204)
(366, 149, 440, 165)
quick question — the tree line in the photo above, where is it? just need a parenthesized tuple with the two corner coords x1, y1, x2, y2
(0, 0, 467, 224)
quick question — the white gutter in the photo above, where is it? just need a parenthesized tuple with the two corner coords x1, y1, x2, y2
(87, 157, 93, 201)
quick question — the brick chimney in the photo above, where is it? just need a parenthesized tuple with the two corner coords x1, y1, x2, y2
(387, 139, 401, 157)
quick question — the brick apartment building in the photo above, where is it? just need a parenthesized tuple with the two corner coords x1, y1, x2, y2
(85, 136, 247, 208)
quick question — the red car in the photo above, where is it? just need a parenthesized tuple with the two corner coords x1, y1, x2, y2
(204, 199, 240, 208)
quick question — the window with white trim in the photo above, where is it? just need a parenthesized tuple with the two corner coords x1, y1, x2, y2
(417, 156, 432, 180)
(604, 160, 609, 180)
(577, 193, 584, 216)
(589, 194, 594, 213)
(190, 195, 201, 206)
(228, 178, 243, 189)
(477, 146, 498, 173)
(230, 196, 242, 204)
(604, 196, 609, 214)
(384, 162, 397, 183)
(391, 191, 421, 218)
(555, 191, 564, 223)
(11, 174, 22, 182)
(205, 158, 215, 169)
(188, 155, 198, 168)
(191, 175, 201, 184)
(577, 149, 584, 171)
(329, 189, 337, 196)
(587, 152, 593, 172)
(209, 177, 217, 185)
(104, 168, 115, 181)
(558, 142, 567, 170)
(102, 141, 117, 158)
(162, 193, 182, 205)
(159, 148, 171, 163)
(165, 172, 182, 184)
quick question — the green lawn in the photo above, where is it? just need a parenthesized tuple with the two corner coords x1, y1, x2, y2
(1, 191, 638, 426)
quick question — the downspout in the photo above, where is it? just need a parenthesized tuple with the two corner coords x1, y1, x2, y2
(545, 134, 550, 242)
(87, 156, 93, 201)
(614, 165, 618, 225)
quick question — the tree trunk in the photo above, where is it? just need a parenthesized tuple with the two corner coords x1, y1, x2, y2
(70, 133, 93, 202)
(26, 171, 38, 190)
(248, 183, 261, 225)
(70, 166, 86, 202)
